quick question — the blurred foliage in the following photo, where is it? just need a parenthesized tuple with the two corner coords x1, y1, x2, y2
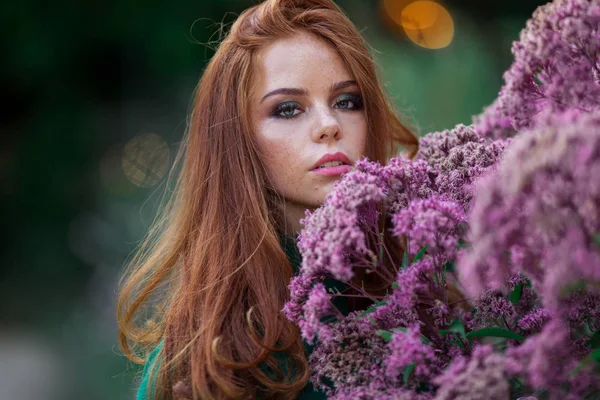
(0, 0, 546, 398)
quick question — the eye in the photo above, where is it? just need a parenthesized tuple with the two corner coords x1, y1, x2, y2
(271, 101, 302, 119)
(334, 93, 363, 110)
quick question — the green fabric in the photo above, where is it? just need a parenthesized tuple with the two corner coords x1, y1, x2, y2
(137, 341, 162, 400)
(136, 231, 348, 399)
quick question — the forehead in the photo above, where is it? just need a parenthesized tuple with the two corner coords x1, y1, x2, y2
(253, 31, 353, 89)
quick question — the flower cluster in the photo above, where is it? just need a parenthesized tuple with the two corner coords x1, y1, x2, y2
(307, 309, 397, 397)
(280, 0, 600, 398)
(458, 110, 600, 311)
(433, 345, 510, 400)
(417, 124, 511, 211)
(473, 0, 600, 139)
(455, 109, 600, 397)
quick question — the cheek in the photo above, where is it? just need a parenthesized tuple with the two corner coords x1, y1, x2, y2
(258, 136, 302, 186)
(358, 124, 368, 152)
(346, 116, 368, 155)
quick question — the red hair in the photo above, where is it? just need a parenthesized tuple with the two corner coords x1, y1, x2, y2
(116, 0, 419, 398)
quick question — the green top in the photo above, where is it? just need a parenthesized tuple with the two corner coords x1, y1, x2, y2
(136, 231, 348, 399)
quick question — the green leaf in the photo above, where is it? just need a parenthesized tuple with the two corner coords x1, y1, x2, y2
(591, 348, 600, 362)
(376, 327, 431, 345)
(445, 339, 465, 348)
(510, 283, 523, 304)
(453, 332, 463, 344)
(403, 362, 416, 385)
(391, 327, 431, 344)
(354, 300, 388, 320)
(511, 377, 525, 390)
(377, 330, 393, 342)
(368, 316, 376, 326)
(401, 248, 410, 269)
(457, 239, 469, 249)
(593, 233, 600, 249)
(560, 280, 586, 297)
(443, 260, 455, 273)
(466, 327, 525, 342)
(413, 246, 428, 263)
(569, 348, 600, 377)
(511, 314, 523, 331)
(392, 281, 399, 289)
(533, 66, 544, 86)
(588, 331, 600, 350)
(439, 319, 466, 339)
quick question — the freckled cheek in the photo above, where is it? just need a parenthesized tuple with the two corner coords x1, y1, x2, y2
(265, 140, 304, 185)
(341, 119, 368, 155)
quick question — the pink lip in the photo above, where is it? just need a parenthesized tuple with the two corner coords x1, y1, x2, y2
(311, 151, 353, 171)
(311, 164, 352, 176)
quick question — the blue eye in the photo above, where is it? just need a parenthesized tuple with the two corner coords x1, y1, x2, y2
(271, 101, 302, 119)
(335, 93, 363, 110)
(270, 93, 364, 120)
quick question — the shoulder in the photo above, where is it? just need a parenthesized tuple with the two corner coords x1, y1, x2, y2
(136, 341, 164, 400)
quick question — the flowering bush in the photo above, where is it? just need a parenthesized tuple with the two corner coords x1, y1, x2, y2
(283, 0, 600, 398)
(474, 0, 600, 140)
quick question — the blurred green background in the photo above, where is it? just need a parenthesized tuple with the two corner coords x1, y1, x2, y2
(0, 0, 546, 399)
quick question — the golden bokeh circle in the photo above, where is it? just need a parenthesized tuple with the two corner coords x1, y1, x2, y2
(383, 0, 455, 49)
(121, 133, 170, 188)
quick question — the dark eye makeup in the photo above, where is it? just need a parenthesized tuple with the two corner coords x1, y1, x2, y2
(269, 93, 363, 120)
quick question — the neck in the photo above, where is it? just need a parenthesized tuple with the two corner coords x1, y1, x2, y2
(280, 200, 315, 238)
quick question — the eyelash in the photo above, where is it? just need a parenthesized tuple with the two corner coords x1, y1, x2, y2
(270, 93, 364, 120)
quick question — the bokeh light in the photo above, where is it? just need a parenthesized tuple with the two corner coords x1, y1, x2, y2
(382, 0, 455, 49)
(121, 133, 170, 188)
(99, 144, 136, 196)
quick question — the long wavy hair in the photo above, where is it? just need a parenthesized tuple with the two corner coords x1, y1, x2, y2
(116, 0, 419, 399)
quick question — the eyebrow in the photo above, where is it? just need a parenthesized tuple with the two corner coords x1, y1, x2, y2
(259, 80, 358, 104)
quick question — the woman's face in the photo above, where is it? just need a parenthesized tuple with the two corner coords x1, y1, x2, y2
(250, 30, 368, 214)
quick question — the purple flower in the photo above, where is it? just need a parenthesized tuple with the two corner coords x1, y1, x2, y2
(540, 227, 600, 314)
(381, 157, 437, 214)
(392, 196, 466, 260)
(504, 318, 600, 398)
(299, 283, 340, 344)
(331, 385, 433, 400)
(516, 308, 553, 334)
(362, 301, 419, 331)
(430, 300, 451, 330)
(308, 310, 393, 396)
(564, 291, 600, 328)
(418, 124, 512, 210)
(505, 319, 571, 391)
(474, 0, 600, 139)
(295, 159, 390, 284)
(385, 324, 439, 381)
(457, 110, 600, 311)
(433, 345, 510, 400)
(282, 274, 313, 324)
(281, 2, 600, 398)
(417, 124, 483, 165)
(467, 290, 516, 331)
(391, 259, 436, 309)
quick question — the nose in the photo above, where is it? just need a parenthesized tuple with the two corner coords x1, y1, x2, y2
(310, 105, 341, 143)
